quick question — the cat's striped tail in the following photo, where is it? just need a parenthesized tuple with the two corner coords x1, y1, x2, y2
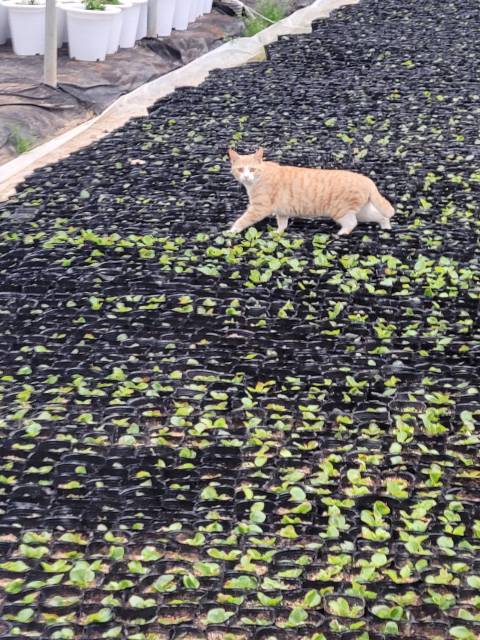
(370, 187, 395, 219)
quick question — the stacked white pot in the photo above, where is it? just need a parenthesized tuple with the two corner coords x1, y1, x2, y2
(155, 0, 174, 36)
(1, 0, 214, 59)
(107, 0, 130, 53)
(118, 0, 144, 47)
(3, 0, 45, 55)
(3, 0, 63, 54)
(64, 3, 120, 61)
(172, 0, 190, 30)
(0, 0, 10, 45)
(135, 0, 146, 38)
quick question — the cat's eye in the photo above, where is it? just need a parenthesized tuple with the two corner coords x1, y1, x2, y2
(250, 168, 256, 172)
(238, 168, 244, 173)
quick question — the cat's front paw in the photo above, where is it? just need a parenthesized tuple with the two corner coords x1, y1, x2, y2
(229, 223, 241, 234)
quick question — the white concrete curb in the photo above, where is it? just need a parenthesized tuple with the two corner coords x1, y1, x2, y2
(0, 0, 357, 199)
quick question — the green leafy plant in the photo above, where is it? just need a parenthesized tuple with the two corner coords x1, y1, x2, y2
(371, 603, 404, 621)
(243, 0, 287, 36)
(383, 477, 410, 499)
(449, 627, 477, 640)
(205, 607, 235, 624)
(84, 0, 105, 9)
(325, 596, 364, 618)
(128, 595, 156, 609)
(84, 608, 112, 624)
(7, 125, 35, 153)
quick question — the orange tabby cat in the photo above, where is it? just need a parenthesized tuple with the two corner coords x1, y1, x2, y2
(228, 148, 394, 236)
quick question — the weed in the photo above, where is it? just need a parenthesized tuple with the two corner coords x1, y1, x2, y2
(8, 127, 35, 155)
(243, 0, 287, 36)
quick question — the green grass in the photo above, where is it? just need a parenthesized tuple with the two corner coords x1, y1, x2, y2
(8, 127, 35, 155)
(243, 0, 287, 36)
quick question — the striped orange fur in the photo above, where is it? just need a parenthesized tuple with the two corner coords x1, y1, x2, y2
(228, 148, 394, 236)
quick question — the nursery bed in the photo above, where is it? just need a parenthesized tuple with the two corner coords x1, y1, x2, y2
(0, 0, 479, 638)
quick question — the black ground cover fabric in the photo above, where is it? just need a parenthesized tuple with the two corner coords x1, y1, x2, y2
(0, 10, 244, 165)
(0, 0, 479, 638)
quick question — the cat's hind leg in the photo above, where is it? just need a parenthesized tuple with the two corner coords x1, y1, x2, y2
(357, 203, 391, 230)
(276, 216, 289, 233)
(336, 212, 358, 236)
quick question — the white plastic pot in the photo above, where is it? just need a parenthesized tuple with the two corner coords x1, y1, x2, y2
(56, 3, 67, 45)
(0, 0, 10, 45)
(188, 0, 196, 22)
(65, 3, 120, 61)
(172, 0, 190, 30)
(195, 0, 202, 19)
(107, 0, 131, 54)
(118, 0, 143, 47)
(202, 0, 211, 13)
(58, 0, 84, 44)
(135, 0, 146, 38)
(156, 0, 174, 36)
(5, 0, 45, 55)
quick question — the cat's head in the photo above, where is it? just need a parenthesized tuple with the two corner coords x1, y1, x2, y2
(228, 147, 264, 186)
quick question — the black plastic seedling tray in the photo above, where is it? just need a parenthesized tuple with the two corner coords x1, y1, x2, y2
(0, 0, 480, 637)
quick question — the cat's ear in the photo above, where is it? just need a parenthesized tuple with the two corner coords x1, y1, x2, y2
(254, 147, 264, 161)
(228, 148, 239, 162)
